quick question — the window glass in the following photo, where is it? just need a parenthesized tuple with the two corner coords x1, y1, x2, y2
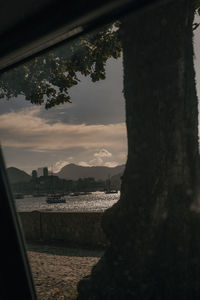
(1, 3, 200, 299)
(0, 21, 127, 299)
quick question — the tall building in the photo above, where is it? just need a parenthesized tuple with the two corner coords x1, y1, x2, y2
(43, 167, 48, 177)
(37, 167, 43, 177)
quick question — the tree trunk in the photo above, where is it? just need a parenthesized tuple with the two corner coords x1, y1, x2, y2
(77, 0, 200, 299)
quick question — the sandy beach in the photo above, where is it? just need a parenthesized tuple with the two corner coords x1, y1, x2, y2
(27, 244, 103, 300)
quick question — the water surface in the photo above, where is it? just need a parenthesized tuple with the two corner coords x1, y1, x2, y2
(15, 191, 119, 212)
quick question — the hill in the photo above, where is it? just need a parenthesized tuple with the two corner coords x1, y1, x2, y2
(57, 163, 125, 180)
(7, 167, 31, 184)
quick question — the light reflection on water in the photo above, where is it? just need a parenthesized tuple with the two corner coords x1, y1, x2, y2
(14, 191, 120, 212)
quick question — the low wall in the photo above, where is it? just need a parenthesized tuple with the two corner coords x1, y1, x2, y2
(18, 211, 108, 248)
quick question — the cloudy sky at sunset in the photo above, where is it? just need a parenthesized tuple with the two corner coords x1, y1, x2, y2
(0, 56, 127, 174)
(1, 19, 200, 175)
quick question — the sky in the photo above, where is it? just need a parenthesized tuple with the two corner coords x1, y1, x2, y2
(1, 17, 200, 175)
(0, 54, 127, 174)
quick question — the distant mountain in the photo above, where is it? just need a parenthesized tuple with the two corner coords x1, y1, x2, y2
(57, 163, 125, 180)
(7, 167, 31, 184)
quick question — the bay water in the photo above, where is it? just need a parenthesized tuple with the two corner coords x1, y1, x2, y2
(14, 191, 120, 212)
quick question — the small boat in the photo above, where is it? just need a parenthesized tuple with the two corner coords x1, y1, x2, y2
(46, 194, 66, 204)
(69, 192, 80, 196)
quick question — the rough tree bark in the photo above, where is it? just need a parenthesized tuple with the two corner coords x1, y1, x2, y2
(77, 0, 200, 298)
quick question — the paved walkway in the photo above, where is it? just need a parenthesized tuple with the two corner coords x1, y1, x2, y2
(27, 244, 103, 300)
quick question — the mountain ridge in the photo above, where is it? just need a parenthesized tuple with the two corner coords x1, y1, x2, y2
(56, 163, 125, 180)
(7, 167, 31, 183)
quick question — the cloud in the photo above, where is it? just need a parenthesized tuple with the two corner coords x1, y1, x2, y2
(78, 159, 118, 168)
(78, 161, 91, 167)
(104, 161, 118, 167)
(94, 149, 112, 158)
(78, 149, 117, 167)
(0, 107, 127, 152)
(89, 157, 104, 166)
(53, 160, 71, 173)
